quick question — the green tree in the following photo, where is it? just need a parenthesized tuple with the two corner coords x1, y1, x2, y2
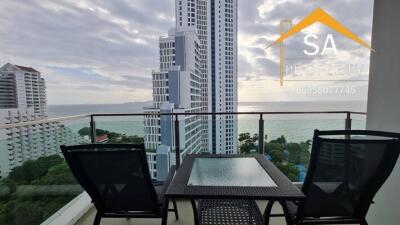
(8, 155, 63, 184)
(108, 134, 144, 144)
(238, 132, 251, 143)
(14, 201, 44, 225)
(270, 135, 287, 145)
(32, 163, 77, 185)
(286, 141, 311, 165)
(287, 143, 302, 164)
(262, 135, 308, 182)
(264, 142, 284, 155)
(0, 155, 79, 225)
(275, 163, 299, 181)
(78, 127, 90, 136)
(269, 149, 285, 162)
(78, 127, 146, 145)
(120, 135, 144, 144)
(238, 133, 258, 154)
(78, 127, 114, 137)
(299, 140, 311, 165)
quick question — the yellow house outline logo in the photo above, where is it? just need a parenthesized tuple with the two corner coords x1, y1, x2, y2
(268, 7, 373, 86)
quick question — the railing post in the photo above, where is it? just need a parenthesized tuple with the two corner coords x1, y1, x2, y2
(345, 112, 352, 130)
(345, 112, 352, 139)
(90, 115, 97, 144)
(174, 115, 180, 168)
(258, 113, 264, 155)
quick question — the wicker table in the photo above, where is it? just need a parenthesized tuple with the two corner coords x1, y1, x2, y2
(165, 154, 305, 225)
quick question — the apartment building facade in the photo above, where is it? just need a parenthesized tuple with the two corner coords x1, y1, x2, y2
(143, 0, 238, 174)
(208, 0, 238, 154)
(144, 28, 203, 157)
(0, 63, 83, 178)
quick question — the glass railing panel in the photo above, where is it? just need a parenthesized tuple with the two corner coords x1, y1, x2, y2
(262, 113, 366, 182)
(91, 115, 162, 179)
(237, 115, 260, 154)
(351, 113, 367, 130)
(0, 117, 90, 225)
(87, 115, 145, 145)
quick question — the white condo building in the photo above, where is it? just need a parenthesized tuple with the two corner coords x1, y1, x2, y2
(144, 28, 203, 158)
(175, 0, 238, 154)
(144, 0, 238, 169)
(0, 63, 83, 178)
(208, 0, 238, 154)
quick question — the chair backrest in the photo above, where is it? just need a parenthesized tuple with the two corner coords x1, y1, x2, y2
(60, 143, 160, 214)
(299, 130, 400, 219)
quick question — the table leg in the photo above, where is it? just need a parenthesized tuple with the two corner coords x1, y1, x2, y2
(263, 200, 275, 225)
(190, 199, 199, 225)
(279, 200, 294, 225)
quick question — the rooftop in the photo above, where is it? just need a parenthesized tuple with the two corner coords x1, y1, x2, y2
(15, 65, 40, 73)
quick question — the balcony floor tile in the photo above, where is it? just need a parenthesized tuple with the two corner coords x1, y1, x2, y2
(74, 200, 287, 225)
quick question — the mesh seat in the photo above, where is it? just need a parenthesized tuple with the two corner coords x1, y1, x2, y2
(264, 130, 400, 225)
(61, 144, 178, 225)
(198, 199, 264, 225)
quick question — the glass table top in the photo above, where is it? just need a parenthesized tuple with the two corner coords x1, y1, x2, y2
(187, 157, 277, 187)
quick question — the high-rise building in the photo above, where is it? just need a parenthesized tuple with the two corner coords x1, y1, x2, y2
(175, 0, 238, 154)
(175, 0, 210, 151)
(144, 0, 238, 168)
(0, 63, 83, 178)
(0, 63, 47, 116)
(144, 28, 203, 157)
(208, 0, 238, 154)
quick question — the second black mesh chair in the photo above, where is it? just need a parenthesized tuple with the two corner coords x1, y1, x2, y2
(61, 143, 178, 225)
(264, 130, 400, 225)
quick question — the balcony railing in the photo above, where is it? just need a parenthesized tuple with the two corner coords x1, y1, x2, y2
(0, 110, 366, 225)
(89, 111, 366, 168)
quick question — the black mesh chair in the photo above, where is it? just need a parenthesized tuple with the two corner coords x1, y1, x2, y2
(60, 143, 178, 225)
(264, 130, 400, 225)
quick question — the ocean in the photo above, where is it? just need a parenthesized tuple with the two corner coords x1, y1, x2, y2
(48, 101, 367, 143)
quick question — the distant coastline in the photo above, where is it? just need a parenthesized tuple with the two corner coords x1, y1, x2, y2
(48, 100, 367, 106)
(48, 100, 367, 143)
(48, 100, 367, 118)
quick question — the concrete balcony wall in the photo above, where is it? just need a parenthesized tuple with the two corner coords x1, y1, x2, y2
(366, 0, 400, 224)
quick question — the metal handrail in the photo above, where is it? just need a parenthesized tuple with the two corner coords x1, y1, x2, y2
(0, 111, 367, 169)
(89, 111, 366, 167)
(90, 111, 366, 117)
(0, 111, 367, 129)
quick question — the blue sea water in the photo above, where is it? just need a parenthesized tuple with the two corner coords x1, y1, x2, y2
(47, 101, 366, 143)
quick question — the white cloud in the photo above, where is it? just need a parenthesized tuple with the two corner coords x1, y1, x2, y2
(0, 0, 374, 104)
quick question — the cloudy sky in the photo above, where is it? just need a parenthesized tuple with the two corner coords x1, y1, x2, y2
(0, 0, 374, 105)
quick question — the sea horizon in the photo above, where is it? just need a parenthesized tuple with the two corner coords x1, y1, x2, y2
(48, 100, 367, 143)
(47, 99, 367, 106)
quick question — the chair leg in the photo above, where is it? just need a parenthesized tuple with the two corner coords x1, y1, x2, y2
(93, 212, 102, 225)
(172, 199, 179, 220)
(263, 200, 275, 225)
(162, 199, 169, 225)
(190, 199, 199, 225)
(279, 201, 294, 225)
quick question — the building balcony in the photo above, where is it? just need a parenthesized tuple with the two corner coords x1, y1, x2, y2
(0, 111, 396, 225)
(0, 111, 372, 225)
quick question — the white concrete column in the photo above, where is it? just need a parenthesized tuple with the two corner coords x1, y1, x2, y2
(366, 0, 400, 224)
